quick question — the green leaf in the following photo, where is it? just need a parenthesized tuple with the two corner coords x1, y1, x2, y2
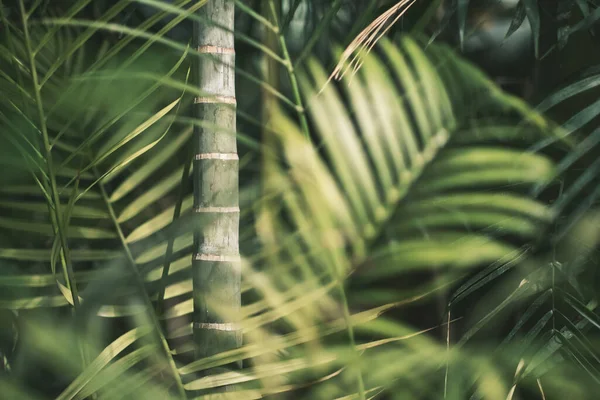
(575, 0, 590, 17)
(0, 185, 101, 198)
(457, 279, 532, 346)
(363, 235, 516, 282)
(399, 193, 553, 221)
(457, 0, 470, 49)
(0, 379, 43, 400)
(135, 233, 193, 264)
(505, 1, 527, 40)
(0, 217, 116, 239)
(555, 331, 600, 382)
(74, 346, 156, 400)
(108, 127, 192, 200)
(39, 0, 131, 86)
(450, 246, 530, 306)
(0, 248, 121, 261)
(0, 200, 108, 219)
(555, 310, 600, 366)
(126, 195, 193, 244)
(561, 289, 600, 331)
(91, 98, 180, 170)
(117, 161, 192, 223)
(56, 327, 152, 400)
(522, 0, 540, 58)
(537, 74, 600, 112)
(500, 289, 552, 346)
(393, 210, 544, 239)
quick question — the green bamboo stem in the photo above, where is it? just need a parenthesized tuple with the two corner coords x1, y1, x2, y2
(192, 0, 242, 385)
(18, 0, 81, 309)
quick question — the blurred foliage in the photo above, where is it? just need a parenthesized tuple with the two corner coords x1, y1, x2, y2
(0, 0, 600, 399)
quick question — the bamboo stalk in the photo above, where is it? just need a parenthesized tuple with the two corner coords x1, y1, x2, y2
(192, 0, 241, 385)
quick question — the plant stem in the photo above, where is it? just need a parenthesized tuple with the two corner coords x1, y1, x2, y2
(337, 279, 367, 400)
(233, 0, 277, 32)
(96, 175, 186, 400)
(192, 0, 242, 383)
(282, 0, 303, 33)
(294, 0, 345, 67)
(268, 0, 310, 140)
(259, 0, 281, 249)
(157, 148, 193, 317)
(18, 0, 80, 309)
(255, 2, 286, 390)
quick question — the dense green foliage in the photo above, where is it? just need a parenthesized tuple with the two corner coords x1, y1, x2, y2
(1, 1, 600, 399)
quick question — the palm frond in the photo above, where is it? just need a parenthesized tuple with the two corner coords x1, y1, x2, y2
(2, 1, 598, 399)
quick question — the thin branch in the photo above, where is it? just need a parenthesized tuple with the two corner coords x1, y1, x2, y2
(156, 148, 193, 317)
(268, 0, 310, 139)
(233, 0, 277, 32)
(96, 173, 186, 400)
(294, 0, 345, 67)
(18, 0, 81, 309)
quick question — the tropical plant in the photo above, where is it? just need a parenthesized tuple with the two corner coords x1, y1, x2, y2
(356, 3, 600, 397)
(1, 1, 600, 399)
(445, 0, 600, 56)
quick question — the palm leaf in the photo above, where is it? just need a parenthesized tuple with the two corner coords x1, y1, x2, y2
(1, 1, 593, 398)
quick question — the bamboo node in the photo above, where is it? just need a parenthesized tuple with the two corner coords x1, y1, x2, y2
(197, 45, 235, 55)
(194, 322, 239, 331)
(194, 95, 237, 105)
(194, 254, 241, 262)
(195, 153, 239, 160)
(194, 206, 240, 213)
